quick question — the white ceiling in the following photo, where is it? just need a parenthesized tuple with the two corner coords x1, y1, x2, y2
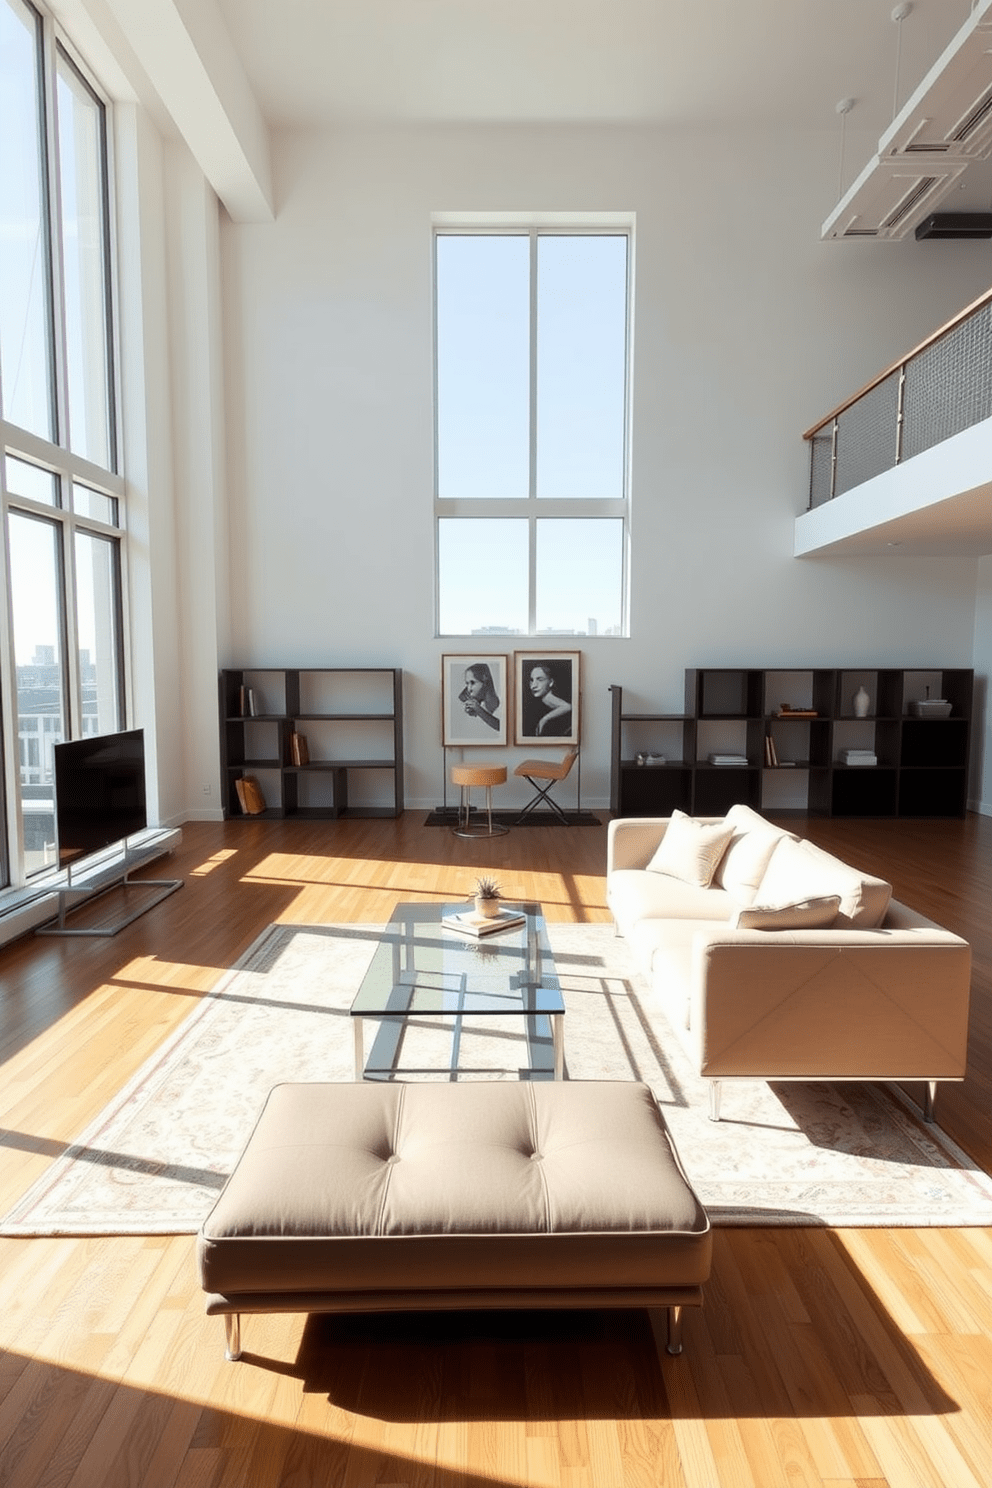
(212, 0, 978, 135)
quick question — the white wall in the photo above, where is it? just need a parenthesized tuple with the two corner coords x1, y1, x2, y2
(116, 105, 184, 828)
(974, 556, 992, 815)
(116, 109, 229, 829)
(201, 121, 989, 813)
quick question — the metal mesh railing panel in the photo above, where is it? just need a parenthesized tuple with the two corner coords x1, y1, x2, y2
(808, 428, 834, 507)
(833, 371, 900, 497)
(902, 300, 992, 460)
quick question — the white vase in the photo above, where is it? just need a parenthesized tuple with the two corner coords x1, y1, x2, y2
(853, 685, 871, 718)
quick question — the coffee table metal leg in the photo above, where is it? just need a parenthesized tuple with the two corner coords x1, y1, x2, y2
(552, 1014, 564, 1079)
(353, 1017, 364, 1079)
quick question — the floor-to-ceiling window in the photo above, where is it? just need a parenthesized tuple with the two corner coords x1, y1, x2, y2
(0, 0, 125, 884)
(434, 227, 631, 639)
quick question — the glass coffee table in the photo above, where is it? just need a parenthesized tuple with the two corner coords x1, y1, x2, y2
(350, 901, 565, 1080)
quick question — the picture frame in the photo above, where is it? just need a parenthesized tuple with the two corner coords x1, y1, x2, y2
(514, 651, 581, 745)
(441, 655, 509, 747)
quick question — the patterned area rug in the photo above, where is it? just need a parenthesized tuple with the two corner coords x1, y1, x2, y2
(4, 919, 992, 1235)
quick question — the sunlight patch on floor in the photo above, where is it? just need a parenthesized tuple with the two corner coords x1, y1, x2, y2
(190, 849, 239, 877)
(111, 955, 226, 990)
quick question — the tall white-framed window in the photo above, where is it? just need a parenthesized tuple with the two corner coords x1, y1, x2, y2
(0, 0, 126, 883)
(434, 226, 631, 638)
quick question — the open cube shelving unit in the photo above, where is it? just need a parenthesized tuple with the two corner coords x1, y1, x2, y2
(610, 667, 972, 819)
(220, 668, 404, 820)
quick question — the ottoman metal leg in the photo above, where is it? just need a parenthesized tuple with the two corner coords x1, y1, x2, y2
(666, 1304, 684, 1356)
(650, 1304, 686, 1358)
(225, 1314, 242, 1362)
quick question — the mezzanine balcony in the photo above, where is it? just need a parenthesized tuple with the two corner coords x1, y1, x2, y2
(795, 287, 992, 558)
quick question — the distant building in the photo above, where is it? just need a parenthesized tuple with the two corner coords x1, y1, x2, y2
(16, 648, 101, 860)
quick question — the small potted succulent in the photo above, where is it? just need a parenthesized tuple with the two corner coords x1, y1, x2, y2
(473, 875, 503, 919)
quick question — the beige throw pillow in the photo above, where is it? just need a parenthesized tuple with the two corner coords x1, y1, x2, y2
(732, 895, 841, 931)
(646, 810, 735, 889)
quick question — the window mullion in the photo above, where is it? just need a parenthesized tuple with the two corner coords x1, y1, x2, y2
(0, 467, 15, 886)
(61, 513, 81, 737)
(40, 9, 70, 454)
(528, 229, 538, 635)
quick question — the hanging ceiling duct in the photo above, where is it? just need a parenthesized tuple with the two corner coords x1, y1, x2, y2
(823, 0, 992, 241)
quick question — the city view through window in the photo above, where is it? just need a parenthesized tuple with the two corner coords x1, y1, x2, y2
(16, 645, 110, 874)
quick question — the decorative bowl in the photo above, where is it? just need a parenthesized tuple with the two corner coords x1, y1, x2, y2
(909, 699, 952, 718)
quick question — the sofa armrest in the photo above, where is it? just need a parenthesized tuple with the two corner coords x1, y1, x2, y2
(685, 922, 972, 1081)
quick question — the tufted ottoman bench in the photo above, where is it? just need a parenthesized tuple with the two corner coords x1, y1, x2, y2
(197, 1079, 711, 1361)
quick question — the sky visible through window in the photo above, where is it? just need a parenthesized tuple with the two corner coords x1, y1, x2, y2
(436, 232, 628, 636)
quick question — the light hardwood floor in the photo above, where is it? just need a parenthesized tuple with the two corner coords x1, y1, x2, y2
(1, 810, 991, 1488)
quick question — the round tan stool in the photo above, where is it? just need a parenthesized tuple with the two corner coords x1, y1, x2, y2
(450, 763, 509, 837)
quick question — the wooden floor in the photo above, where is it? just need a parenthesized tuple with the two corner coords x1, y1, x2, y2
(1, 809, 991, 1487)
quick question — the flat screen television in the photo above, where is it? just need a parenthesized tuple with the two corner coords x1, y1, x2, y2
(54, 728, 148, 870)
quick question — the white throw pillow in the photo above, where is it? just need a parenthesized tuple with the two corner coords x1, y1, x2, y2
(712, 805, 798, 905)
(732, 895, 841, 931)
(757, 836, 891, 929)
(646, 810, 735, 889)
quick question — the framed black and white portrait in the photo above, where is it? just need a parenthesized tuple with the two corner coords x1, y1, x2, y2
(441, 655, 509, 747)
(514, 652, 580, 745)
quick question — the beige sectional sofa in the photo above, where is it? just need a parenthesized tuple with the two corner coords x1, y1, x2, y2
(607, 804, 972, 1121)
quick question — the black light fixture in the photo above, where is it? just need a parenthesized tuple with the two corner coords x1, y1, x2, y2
(914, 212, 992, 239)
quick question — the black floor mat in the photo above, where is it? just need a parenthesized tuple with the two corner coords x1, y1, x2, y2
(423, 808, 601, 827)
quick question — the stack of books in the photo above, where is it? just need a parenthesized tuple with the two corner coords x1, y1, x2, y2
(840, 748, 877, 767)
(235, 775, 267, 813)
(441, 906, 527, 938)
(708, 752, 748, 767)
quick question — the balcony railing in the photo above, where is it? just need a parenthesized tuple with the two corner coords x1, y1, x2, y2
(805, 285, 992, 509)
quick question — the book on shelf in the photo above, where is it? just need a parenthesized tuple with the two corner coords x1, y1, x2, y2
(235, 775, 267, 814)
(441, 907, 527, 938)
(290, 731, 310, 766)
(840, 750, 877, 767)
(764, 735, 779, 767)
(776, 707, 818, 718)
(708, 753, 748, 766)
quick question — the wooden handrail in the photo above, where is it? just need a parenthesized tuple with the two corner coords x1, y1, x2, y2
(803, 280, 992, 440)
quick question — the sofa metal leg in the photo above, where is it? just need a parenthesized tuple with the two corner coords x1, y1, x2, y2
(708, 1081, 722, 1122)
(225, 1313, 242, 1362)
(666, 1305, 684, 1355)
(923, 1080, 937, 1123)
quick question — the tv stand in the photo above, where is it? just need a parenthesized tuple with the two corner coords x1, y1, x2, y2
(37, 838, 183, 938)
